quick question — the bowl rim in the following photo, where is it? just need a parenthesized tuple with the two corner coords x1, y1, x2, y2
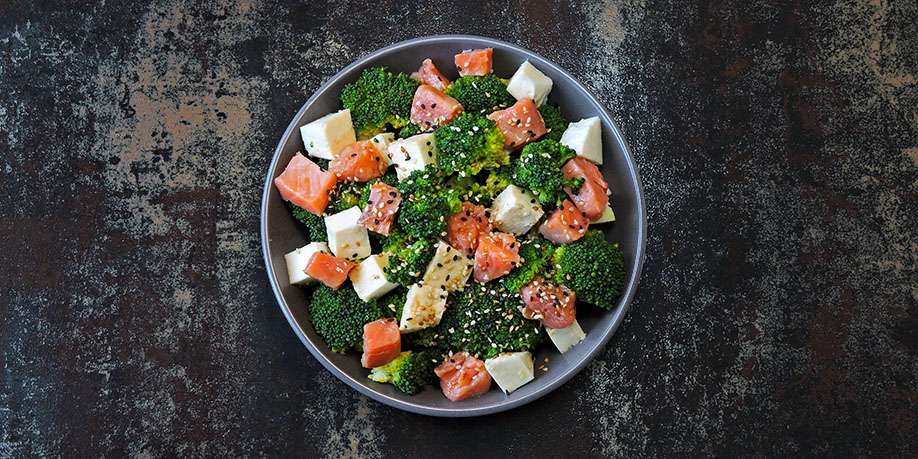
(260, 34, 647, 417)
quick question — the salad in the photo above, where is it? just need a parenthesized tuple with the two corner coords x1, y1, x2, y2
(275, 48, 625, 402)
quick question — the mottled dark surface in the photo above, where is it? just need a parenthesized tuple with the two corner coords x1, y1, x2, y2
(1, 0, 916, 457)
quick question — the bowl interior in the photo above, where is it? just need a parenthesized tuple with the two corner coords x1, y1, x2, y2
(261, 36, 645, 416)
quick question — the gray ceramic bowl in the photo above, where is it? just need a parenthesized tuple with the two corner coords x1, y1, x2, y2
(261, 35, 646, 417)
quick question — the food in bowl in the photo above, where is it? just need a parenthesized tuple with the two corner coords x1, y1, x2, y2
(274, 47, 626, 401)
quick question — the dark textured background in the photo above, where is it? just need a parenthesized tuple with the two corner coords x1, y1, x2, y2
(2, 0, 916, 457)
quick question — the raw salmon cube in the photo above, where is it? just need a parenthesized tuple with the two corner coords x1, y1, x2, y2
(361, 319, 401, 368)
(454, 48, 493, 77)
(274, 153, 337, 215)
(304, 251, 356, 289)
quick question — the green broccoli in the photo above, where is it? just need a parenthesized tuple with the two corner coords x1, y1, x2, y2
(468, 166, 513, 206)
(444, 75, 515, 114)
(377, 287, 408, 318)
(438, 286, 545, 359)
(380, 230, 437, 286)
(340, 67, 419, 139)
(326, 180, 365, 214)
(309, 285, 386, 353)
(539, 104, 569, 142)
(396, 168, 462, 240)
(398, 123, 423, 138)
(368, 350, 442, 395)
(366, 169, 399, 191)
(552, 230, 626, 309)
(325, 171, 399, 216)
(500, 237, 556, 292)
(435, 113, 507, 177)
(511, 139, 580, 206)
(403, 325, 449, 350)
(289, 204, 327, 242)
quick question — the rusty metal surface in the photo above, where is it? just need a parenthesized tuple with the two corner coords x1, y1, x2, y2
(1, 1, 915, 456)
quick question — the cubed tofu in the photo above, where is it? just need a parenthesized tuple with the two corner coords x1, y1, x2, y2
(546, 319, 586, 353)
(560, 117, 603, 164)
(399, 283, 448, 333)
(422, 241, 473, 292)
(387, 133, 438, 180)
(490, 185, 544, 235)
(484, 352, 535, 394)
(592, 205, 616, 224)
(349, 254, 398, 302)
(369, 132, 396, 164)
(300, 109, 358, 160)
(324, 207, 371, 261)
(283, 242, 329, 285)
(506, 61, 553, 107)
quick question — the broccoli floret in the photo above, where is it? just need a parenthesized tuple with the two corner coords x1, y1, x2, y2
(340, 67, 419, 139)
(326, 180, 365, 214)
(438, 286, 545, 359)
(404, 325, 449, 350)
(539, 104, 569, 142)
(500, 237, 555, 292)
(324, 170, 399, 217)
(552, 230, 626, 309)
(435, 113, 507, 177)
(398, 123, 423, 138)
(368, 350, 442, 395)
(380, 230, 437, 286)
(289, 204, 327, 242)
(367, 169, 399, 190)
(309, 285, 386, 353)
(377, 287, 408, 318)
(396, 168, 462, 240)
(445, 75, 515, 114)
(468, 166, 513, 206)
(511, 139, 580, 205)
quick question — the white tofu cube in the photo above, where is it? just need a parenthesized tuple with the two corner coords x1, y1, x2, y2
(324, 207, 371, 261)
(506, 61, 553, 107)
(299, 109, 357, 160)
(370, 132, 396, 163)
(592, 205, 616, 223)
(349, 254, 398, 302)
(484, 352, 535, 394)
(560, 117, 603, 164)
(547, 320, 586, 353)
(422, 241, 473, 292)
(283, 242, 329, 285)
(387, 133, 438, 180)
(399, 283, 448, 333)
(490, 185, 544, 235)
